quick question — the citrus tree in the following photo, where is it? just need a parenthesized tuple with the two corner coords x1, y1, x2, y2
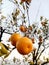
(0, 0, 49, 65)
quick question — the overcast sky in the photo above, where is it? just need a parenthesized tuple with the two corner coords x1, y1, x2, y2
(1, 0, 49, 23)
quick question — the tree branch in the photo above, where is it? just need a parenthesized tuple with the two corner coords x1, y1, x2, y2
(41, 62, 49, 65)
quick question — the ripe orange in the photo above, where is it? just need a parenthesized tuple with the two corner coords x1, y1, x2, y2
(20, 25, 27, 32)
(16, 37, 33, 55)
(9, 33, 22, 46)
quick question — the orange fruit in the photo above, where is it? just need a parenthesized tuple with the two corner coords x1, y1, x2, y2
(20, 25, 27, 32)
(16, 37, 33, 55)
(9, 33, 22, 46)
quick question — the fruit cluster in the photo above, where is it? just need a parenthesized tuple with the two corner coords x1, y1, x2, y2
(9, 33, 33, 55)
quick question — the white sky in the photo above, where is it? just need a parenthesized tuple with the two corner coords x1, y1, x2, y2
(1, 0, 49, 23)
(1, 0, 49, 61)
(29, 0, 49, 22)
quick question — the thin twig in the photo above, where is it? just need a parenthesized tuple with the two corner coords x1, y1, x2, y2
(26, 3, 30, 26)
(37, 49, 45, 61)
(9, 0, 24, 14)
(41, 62, 49, 65)
(0, 27, 5, 41)
(35, 44, 41, 59)
(35, 1, 42, 21)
